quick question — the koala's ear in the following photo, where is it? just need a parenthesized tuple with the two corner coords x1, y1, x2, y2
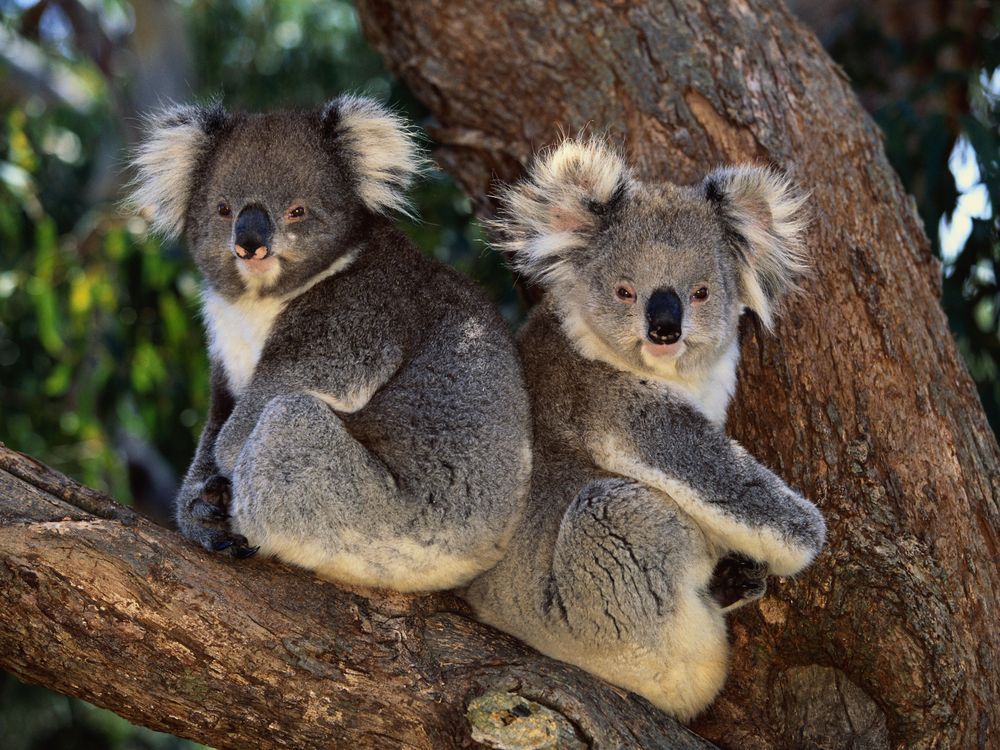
(704, 165, 809, 330)
(128, 104, 228, 239)
(321, 95, 426, 218)
(494, 138, 633, 286)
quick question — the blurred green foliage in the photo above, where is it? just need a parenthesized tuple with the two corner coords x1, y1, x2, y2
(0, 677, 204, 750)
(0, 0, 996, 748)
(0, 101, 210, 496)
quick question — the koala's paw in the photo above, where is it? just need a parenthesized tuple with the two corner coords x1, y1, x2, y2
(709, 553, 768, 612)
(183, 475, 259, 559)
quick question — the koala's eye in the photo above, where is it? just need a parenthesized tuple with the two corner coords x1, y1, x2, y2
(286, 206, 306, 221)
(615, 283, 636, 304)
(217, 202, 232, 218)
(691, 287, 709, 302)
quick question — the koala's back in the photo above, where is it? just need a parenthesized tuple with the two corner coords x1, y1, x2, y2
(349, 227, 532, 503)
(262, 222, 532, 551)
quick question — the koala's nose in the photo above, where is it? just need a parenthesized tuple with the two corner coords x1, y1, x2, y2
(233, 205, 273, 260)
(646, 288, 683, 345)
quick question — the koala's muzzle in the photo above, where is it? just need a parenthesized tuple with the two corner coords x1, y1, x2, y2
(646, 289, 683, 345)
(233, 205, 274, 261)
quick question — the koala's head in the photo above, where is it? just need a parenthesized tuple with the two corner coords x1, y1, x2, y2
(128, 95, 424, 299)
(495, 138, 808, 383)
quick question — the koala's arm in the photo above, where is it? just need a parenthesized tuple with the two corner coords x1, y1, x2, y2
(590, 393, 826, 576)
(175, 362, 235, 536)
(213, 334, 404, 474)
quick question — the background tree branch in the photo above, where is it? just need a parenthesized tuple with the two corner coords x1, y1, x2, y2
(353, 1, 1000, 748)
(0, 443, 717, 750)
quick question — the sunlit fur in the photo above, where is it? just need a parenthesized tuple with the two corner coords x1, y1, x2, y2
(128, 105, 220, 239)
(704, 165, 810, 329)
(324, 95, 428, 219)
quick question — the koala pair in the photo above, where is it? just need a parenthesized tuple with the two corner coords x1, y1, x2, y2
(133, 96, 824, 719)
(131, 96, 531, 592)
(462, 140, 826, 719)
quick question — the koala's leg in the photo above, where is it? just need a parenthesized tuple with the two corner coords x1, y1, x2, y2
(228, 393, 494, 591)
(174, 364, 256, 557)
(545, 478, 728, 721)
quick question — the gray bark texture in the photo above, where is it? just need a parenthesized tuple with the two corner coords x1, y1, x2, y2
(353, 2, 1000, 749)
(0, 444, 716, 749)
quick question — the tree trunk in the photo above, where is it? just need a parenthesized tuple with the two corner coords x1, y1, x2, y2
(0, 444, 716, 750)
(354, 2, 1000, 749)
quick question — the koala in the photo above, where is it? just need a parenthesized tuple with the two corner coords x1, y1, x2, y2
(129, 95, 532, 592)
(462, 139, 826, 719)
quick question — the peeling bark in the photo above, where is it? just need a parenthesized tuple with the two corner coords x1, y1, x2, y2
(0, 444, 716, 750)
(355, 2, 1000, 748)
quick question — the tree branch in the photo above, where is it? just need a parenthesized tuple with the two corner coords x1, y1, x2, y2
(0, 443, 716, 750)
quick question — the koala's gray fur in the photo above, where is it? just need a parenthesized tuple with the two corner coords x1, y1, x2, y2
(129, 96, 532, 592)
(463, 139, 826, 719)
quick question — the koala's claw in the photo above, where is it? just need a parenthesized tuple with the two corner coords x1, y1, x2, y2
(234, 543, 259, 559)
(710, 553, 769, 611)
(183, 476, 257, 559)
(211, 530, 257, 558)
(206, 531, 257, 559)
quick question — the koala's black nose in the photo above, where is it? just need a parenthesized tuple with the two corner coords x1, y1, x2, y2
(233, 205, 273, 260)
(646, 288, 683, 345)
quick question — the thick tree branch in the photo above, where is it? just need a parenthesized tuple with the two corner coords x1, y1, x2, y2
(355, 2, 1000, 749)
(0, 443, 716, 750)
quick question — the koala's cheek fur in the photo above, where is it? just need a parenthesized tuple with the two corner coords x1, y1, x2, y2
(553, 294, 639, 376)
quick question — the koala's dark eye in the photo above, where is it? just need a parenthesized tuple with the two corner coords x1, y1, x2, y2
(615, 283, 636, 304)
(691, 287, 709, 302)
(286, 206, 306, 221)
(217, 202, 232, 218)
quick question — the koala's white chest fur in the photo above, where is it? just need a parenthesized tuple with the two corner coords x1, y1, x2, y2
(661, 341, 740, 426)
(200, 251, 359, 396)
(202, 289, 285, 396)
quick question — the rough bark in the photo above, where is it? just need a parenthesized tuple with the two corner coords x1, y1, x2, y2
(354, 2, 1000, 749)
(0, 443, 716, 750)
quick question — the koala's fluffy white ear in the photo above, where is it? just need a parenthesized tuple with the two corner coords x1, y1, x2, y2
(495, 138, 633, 286)
(128, 105, 227, 239)
(323, 95, 426, 218)
(704, 166, 809, 329)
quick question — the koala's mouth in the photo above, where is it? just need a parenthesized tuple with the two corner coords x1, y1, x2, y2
(642, 340, 685, 359)
(237, 255, 279, 274)
(233, 252, 282, 290)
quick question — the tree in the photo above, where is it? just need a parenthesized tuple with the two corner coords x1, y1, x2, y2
(2, 1, 998, 748)
(354, 2, 1000, 748)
